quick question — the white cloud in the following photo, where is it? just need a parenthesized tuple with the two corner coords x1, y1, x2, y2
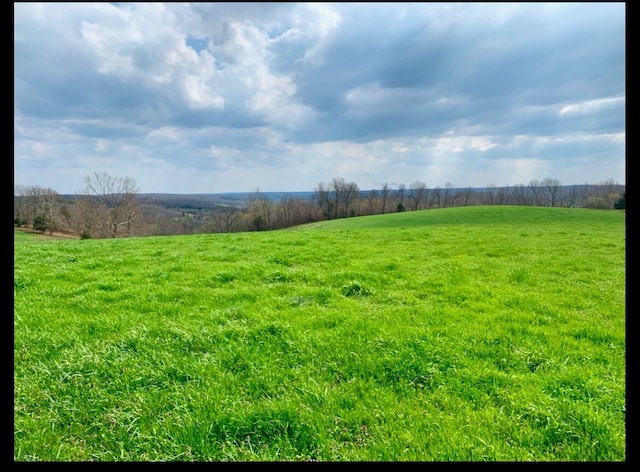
(147, 127, 181, 141)
(31, 142, 49, 154)
(95, 139, 108, 151)
(559, 96, 625, 116)
(470, 137, 497, 152)
(300, 3, 342, 65)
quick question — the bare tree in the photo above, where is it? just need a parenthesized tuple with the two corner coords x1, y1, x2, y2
(443, 182, 455, 208)
(342, 181, 359, 217)
(314, 182, 333, 220)
(278, 194, 295, 228)
(564, 185, 579, 208)
(380, 182, 391, 214)
(247, 188, 273, 230)
(527, 179, 544, 206)
(511, 184, 528, 205)
(431, 186, 442, 209)
(38, 187, 61, 235)
(496, 186, 510, 205)
(314, 178, 360, 219)
(72, 194, 99, 238)
(133, 204, 191, 236)
(483, 184, 498, 205)
(203, 209, 242, 233)
(14, 185, 29, 227)
(330, 177, 344, 219)
(459, 186, 475, 206)
(366, 189, 379, 215)
(541, 177, 564, 207)
(77, 172, 140, 238)
(291, 197, 321, 226)
(408, 181, 426, 211)
(24, 185, 45, 228)
(394, 183, 406, 211)
(14, 185, 62, 232)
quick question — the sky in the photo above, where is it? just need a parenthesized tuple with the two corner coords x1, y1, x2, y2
(14, 2, 626, 195)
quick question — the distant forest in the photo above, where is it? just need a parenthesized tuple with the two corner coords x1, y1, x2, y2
(14, 173, 625, 239)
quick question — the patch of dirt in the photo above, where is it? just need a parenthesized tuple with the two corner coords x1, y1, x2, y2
(14, 227, 80, 240)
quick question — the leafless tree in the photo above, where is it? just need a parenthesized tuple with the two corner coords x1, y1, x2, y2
(527, 179, 545, 206)
(541, 177, 564, 207)
(14, 184, 62, 232)
(460, 186, 476, 206)
(314, 182, 333, 220)
(380, 182, 391, 214)
(366, 189, 379, 215)
(408, 181, 426, 211)
(278, 194, 295, 228)
(564, 185, 579, 208)
(329, 177, 345, 219)
(38, 187, 61, 235)
(25, 185, 45, 228)
(203, 209, 242, 233)
(511, 184, 528, 205)
(314, 178, 360, 219)
(14, 184, 30, 227)
(496, 186, 510, 205)
(247, 188, 273, 230)
(77, 171, 140, 238)
(483, 184, 498, 205)
(394, 183, 406, 211)
(431, 186, 442, 209)
(342, 180, 359, 218)
(443, 182, 455, 208)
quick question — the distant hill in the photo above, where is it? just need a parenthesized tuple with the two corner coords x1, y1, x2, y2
(58, 183, 624, 212)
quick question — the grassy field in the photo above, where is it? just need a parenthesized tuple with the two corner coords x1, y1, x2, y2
(13, 206, 626, 461)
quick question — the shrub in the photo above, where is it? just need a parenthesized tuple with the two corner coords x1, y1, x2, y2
(32, 215, 48, 233)
(252, 215, 266, 231)
(583, 197, 609, 210)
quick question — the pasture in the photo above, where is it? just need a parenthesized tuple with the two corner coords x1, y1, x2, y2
(13, 206, 625, 461)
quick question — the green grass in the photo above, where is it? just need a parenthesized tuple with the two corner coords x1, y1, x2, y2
(14, 206, 625, 461)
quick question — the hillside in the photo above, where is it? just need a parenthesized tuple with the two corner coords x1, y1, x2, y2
(14, 206, 625, 461)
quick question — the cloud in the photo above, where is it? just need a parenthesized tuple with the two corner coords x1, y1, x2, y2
(559, 96, 625, 116)
(14, 2, 625, 193)
(95, 139, 108, 151)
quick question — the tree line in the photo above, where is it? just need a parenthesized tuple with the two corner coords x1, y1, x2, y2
(14, 172, 625, 239)
(14, 172, 139, 238)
